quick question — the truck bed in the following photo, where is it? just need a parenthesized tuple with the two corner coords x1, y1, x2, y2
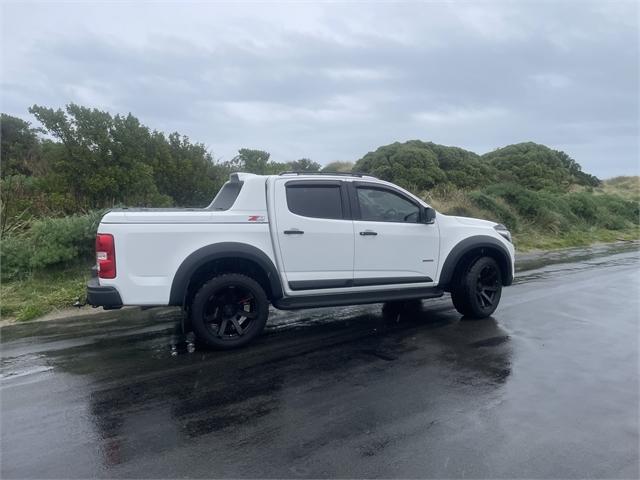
(100, 209, 267, 224)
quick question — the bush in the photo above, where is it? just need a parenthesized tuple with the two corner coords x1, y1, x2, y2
(483, 183, 561, 233)
(468, 192, 520, 231)
(482, 142, 600, 190)
(322, 161, 354, 173)
(597, 195, 639, 222)
(355, 140, 487, 190)
(594, 195, 639, 230)
(1, 211, 102, 280)
(1, 234, 33, 280)
(481, 183, 583, 233)
(566, 192, 600, 224)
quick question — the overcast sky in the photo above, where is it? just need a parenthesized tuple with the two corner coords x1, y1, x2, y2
(1, 1, 638, 177)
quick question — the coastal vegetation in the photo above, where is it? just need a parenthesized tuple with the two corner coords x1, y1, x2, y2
(1, 105, 637, 320)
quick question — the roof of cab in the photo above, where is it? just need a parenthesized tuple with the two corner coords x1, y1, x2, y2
(229, 171, 379, 182)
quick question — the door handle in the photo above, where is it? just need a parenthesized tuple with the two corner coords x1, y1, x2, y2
(359, 230, 378, 236)
(284, 229, 304, 235)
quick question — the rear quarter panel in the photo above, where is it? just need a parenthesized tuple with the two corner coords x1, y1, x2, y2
(97, 221, 274, 305)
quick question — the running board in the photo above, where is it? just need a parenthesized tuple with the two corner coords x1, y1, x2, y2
(273, 287, 444, 310)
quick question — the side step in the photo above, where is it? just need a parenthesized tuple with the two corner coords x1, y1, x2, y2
(273, 287, 444, 310)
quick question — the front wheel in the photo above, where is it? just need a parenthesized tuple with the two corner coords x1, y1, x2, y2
(190, 273, 269, 349)
(451, 256, 502, 318)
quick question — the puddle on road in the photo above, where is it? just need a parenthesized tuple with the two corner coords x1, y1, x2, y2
(468, 335, 510, 348)
(0, 350, 55, 382)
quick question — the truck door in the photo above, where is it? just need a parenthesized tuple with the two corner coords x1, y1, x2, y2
(273, 179, 354, 291)
(351, 182, 439, 285)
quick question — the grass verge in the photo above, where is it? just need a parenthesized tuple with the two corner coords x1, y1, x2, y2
(0, 263, 90, 322)
(512, 226, 639, 251)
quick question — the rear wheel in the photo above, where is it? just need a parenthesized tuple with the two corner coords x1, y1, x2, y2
(190, 273, 269, 349)
(451, 256, 502, 318)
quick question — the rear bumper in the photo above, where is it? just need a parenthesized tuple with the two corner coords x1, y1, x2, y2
(86, 277, 123, 309)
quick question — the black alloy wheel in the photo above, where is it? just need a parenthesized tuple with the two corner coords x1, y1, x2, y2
(204, 285, 258, 338)
(451, 256, 503, 318)
(475, 263, 500, 310)
(190, 273, 269, 349)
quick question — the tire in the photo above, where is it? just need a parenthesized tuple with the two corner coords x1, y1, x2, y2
(451, 256, 502, 318)
(190, 273, 269, 349)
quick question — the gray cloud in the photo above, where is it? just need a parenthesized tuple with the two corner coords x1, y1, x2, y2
(1, 0, 638, 177)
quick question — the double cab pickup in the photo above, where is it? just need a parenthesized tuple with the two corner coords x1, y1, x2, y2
(88, 172, 515, 348)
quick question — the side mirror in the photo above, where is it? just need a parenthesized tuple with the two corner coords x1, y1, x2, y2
(423, 207, 436, 224)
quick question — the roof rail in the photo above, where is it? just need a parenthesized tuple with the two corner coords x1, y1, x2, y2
(278, 171, 377, 179)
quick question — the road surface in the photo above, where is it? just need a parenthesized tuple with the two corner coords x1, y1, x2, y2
(1, 244, 639, 478)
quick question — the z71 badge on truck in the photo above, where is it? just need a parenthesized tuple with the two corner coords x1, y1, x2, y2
(87, 172, 515, 348)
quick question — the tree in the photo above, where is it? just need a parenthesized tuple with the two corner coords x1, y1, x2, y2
(287, 158, 321, 172)
(1, 114, 43, 177)
(224, 148, 298, 175)
(228, 148, 272, 174)
(322, 161, 353, 173)
(27, 103, 225, 209)
(148, 132, 223, 206)
(29, 104, 159, 208)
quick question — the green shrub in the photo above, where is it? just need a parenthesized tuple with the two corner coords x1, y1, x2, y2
(482, 183, 584, 233)
(1, 211, 102, 280)
(481, 142, 600, 190)
(1, 234, 33, 280)
(468, 192, 520, 231)
(600, 214, 627, 230)
(483, 183, 545, 219)
(596, 195, 639, 224)
(566, 192, 600, 224)
(444, 205, 476, 218)
(355, 140, 487, 190)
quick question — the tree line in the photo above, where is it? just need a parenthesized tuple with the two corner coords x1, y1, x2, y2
(1, 103, 600, 236)
(1, 106, 344, 235)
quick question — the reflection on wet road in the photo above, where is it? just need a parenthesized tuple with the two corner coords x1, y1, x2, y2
(1, 244, 639, 478)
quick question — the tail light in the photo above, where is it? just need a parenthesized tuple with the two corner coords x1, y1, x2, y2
(96, 234, 116, 279)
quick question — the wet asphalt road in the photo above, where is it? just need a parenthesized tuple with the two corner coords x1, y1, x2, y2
(1, 244, 639, 478)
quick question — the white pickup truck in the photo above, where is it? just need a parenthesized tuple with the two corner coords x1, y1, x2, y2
(87, 172, 514, 348)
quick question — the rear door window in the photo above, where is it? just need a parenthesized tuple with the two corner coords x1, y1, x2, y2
(286, 184, 344, 219)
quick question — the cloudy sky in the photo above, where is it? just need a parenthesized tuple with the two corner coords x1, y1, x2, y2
(1, 1, 638, 177)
